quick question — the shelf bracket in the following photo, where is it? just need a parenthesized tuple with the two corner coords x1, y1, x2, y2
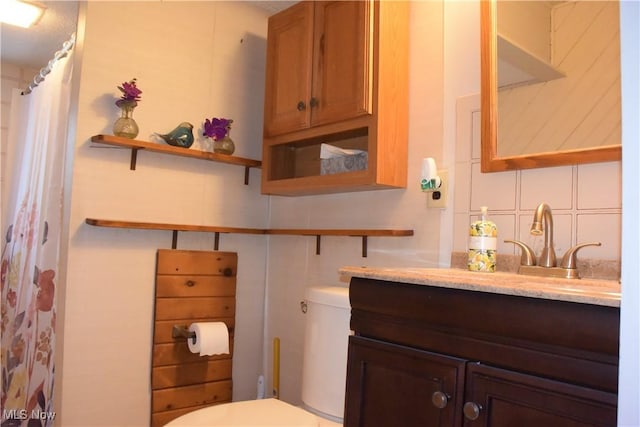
(362, 236, 368, 258)
(130, 148, 139, 170)
(172, 230, 178, 249)
(170, 230, 222, 251)
(244, 167, 250, 185)
(314, 235, 366, 257)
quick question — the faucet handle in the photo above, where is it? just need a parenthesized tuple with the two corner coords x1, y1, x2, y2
(560, 242, 602, 269)
(505, 239, 537, 266)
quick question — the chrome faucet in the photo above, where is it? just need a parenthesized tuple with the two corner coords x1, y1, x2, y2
(505, 202, 602, 279)
(530, 202, 556, 267)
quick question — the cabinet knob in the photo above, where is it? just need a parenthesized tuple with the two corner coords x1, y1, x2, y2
(309, 97, 319, 108)
(431, 391, 449, 409)
(463, 402, 482, 421)
(297, 101, 306, 111)
(185, 280, 196, 287)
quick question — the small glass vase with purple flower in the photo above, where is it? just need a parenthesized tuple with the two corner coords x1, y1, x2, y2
(113, 78, 142, 139)
(203, 117, 235, 155)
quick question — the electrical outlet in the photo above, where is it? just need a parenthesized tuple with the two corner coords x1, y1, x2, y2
(427, 170, 448, 209)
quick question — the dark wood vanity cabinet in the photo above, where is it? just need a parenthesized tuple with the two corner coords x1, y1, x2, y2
(345, 277, 620, 427)
(346, 336, 466, 427)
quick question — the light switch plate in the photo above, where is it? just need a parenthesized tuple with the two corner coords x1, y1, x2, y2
(427, 170, 448, 209)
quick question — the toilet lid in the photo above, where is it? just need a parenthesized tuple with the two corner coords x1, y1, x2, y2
(164, 399, 320, 426)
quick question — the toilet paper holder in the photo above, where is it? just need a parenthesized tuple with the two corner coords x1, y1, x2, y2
(172, 324, 234, 344)
(172, 325, 197, 344)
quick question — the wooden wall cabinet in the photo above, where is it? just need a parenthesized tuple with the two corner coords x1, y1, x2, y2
(264, 1, 371, 137)
(261, 0, 409, 196)
(345, 277, 619, 427)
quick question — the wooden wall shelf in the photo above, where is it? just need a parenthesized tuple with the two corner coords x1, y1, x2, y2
(85, 218, 413, 257)
(90, 135, 262, 185)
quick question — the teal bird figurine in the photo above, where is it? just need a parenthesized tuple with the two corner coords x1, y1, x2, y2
(155, 122, 194, 148)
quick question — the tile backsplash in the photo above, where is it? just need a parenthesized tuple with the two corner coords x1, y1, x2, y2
(453, 94, 621, 276)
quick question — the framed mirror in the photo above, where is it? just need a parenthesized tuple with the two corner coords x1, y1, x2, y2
(480, 0, 621, 172)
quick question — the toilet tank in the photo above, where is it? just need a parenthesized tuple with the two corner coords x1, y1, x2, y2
(301, 286, 351, 422)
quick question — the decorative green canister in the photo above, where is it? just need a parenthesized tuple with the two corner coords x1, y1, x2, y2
(468, 206, 497, 272)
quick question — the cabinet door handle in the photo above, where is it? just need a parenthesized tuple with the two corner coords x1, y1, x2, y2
(431, 391, 449, 409)
(309, 97, 319, 108)
(463, 402, 482, 421)
(297, 101, 306, 111)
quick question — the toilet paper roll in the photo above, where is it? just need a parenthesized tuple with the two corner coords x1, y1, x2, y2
(187, 322, 230, 356)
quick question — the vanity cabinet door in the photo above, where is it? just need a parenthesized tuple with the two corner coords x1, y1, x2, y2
(463, 363, 617, 427)
(344, 336, 466, 427)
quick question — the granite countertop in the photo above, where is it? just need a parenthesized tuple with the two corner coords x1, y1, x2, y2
(339, 266, 621, 307)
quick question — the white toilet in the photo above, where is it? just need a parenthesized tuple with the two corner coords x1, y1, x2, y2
(166, 286, 351, 427)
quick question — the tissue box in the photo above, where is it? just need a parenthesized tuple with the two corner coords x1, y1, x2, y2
(321, 151, 368, 175)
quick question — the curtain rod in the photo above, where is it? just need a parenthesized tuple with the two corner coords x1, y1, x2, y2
(21, 32, 76, 96)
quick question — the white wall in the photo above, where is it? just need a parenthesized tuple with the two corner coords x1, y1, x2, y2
(58, 2, 271, 425)
(618, 1, 640, 424)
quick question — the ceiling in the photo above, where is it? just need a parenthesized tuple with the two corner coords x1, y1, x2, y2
(1, 1, 79, 69)
(0, 1, 296, 71)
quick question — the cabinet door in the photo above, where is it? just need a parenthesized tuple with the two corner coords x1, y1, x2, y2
(311, 1, 372, 127)
(463, 363, 617, 427)
(345, 336, 465, 427)
(264, 2, 314, 136)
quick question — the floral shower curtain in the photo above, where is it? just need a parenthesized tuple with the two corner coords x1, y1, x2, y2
(1, 47, 74, 426)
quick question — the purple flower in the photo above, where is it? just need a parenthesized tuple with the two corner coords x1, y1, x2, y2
(116, 78, 142, 108)
(203, 117, 233, 140)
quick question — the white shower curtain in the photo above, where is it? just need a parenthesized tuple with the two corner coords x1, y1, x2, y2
(1, 48, 74, 426)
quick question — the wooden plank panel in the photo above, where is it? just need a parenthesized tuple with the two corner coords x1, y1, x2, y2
(156, 275, 236, 298)
(152, 250, 237, 424)
(154, 318, 235, 344)
(152, 380, 233, 412)
(151, 403, 224, 427)
(152, 359, 233, 390)
(157, 249, 238, 276)
(155, 297, 235, 320)
(153, 341, 234, 367)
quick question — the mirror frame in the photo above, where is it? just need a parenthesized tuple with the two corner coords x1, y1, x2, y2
(480, 0, 621, 173)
